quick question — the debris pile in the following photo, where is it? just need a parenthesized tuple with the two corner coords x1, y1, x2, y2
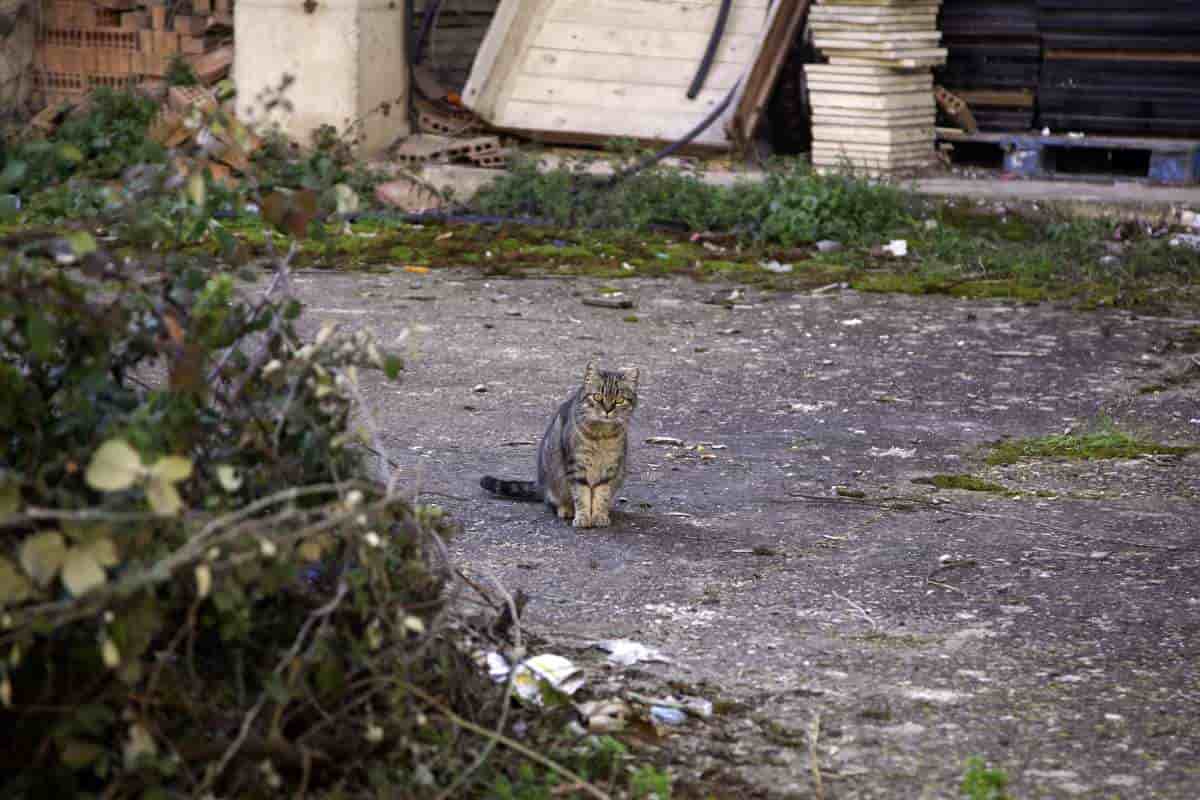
(805, 0, 946, 176)
(35, 0, 234, 107)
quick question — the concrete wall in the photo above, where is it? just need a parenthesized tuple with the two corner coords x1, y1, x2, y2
(0, 0, 36, 117)
(234, 0, 410, 154)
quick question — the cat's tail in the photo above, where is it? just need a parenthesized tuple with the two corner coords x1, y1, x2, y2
(480, 476, 543, 502)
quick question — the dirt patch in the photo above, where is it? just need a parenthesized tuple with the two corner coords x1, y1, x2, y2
(287, 267, 1200, 798)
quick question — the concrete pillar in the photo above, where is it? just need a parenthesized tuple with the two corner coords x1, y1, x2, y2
(234, 0, 410, 154)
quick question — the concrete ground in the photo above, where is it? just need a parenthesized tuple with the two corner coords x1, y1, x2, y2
(291, 267, 1199, 799)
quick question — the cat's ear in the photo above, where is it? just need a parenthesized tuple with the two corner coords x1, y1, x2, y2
(622, 367, 639, 390)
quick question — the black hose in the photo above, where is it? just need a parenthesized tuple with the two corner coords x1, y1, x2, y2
(412, 0, 445, 65)
(687, 0, 733, 99)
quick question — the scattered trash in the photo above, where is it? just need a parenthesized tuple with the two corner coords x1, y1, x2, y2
(760, 260, 793, 274)
(485, 651, 510, 682)
(840, 318, 863, 326)
(582, 295, 635, 309)
(650, 706, 687, 726)
(704, 288, 746, 307)
(594, 639, 672, 667)
(717, 327, 742, 335)
(883, 239, 908, 257)
(816, 239, 842, 253)
(835, 486, 866, 498)
(511, 654, 585, 706)
(869, 447, 916, 458)
(1181, 209, 1199, 230)
(810, 282, 848, 295)
(472, 384, 488, 393)
(1169, 233, 1200, 251)
(645, 436, 685, 446)
(924, 218, 938, 230)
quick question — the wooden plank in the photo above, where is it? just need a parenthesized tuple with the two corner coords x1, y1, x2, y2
(813, 31, 940, 44)
(957, 89, 1034, 108)
(828, 55, 946, 68)
(806, 78, 932, 93)
(530, 22, 758, 63)
(809, 91, 934, 111)
(811, 20, 937, 31)
(728, 0, 811, 149)
(811, 124, 933, 144)
(463, 0, 554, 118)
(819, 45, 946, 58)
(494, 99, 733, 147)
(509, 76, 728, 112)
(812, 113, 934, 127)
(522, 48, 744, 90)
(545, 0, 770, 36)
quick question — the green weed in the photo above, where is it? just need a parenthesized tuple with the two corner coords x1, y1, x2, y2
(913, 474, 1012, 494)
(960, 756, 1011, 800)
(986, 422, 1194, 465)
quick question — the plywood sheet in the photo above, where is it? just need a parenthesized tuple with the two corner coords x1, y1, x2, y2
(464, 0, 773, 148)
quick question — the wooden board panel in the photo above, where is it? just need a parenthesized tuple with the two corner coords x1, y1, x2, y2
(545, 0, 770, 36)
(495, 99, 729, 140)
(522, 48, 744, 90)
(510, 77, 728, 112)
(530, 22, 759, 63)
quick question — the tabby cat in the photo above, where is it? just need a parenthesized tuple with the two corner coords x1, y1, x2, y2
(481, 363, 639, 528)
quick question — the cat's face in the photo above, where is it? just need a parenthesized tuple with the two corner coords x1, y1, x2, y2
(578, 363, 639, 428)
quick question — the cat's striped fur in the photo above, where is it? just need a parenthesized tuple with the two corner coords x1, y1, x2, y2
(481, 363, 639, 528)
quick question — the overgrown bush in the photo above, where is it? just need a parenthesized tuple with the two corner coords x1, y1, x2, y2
(0, 187, 516, 795)
(0, 88, 165, 198)
(472, 150, 910, 246)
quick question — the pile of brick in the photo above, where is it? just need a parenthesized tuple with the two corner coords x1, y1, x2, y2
(35, 0, 234, 107)
(804, 0, 946, 176)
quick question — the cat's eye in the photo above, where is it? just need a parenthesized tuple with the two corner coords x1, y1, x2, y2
(614, 397, 626, 405)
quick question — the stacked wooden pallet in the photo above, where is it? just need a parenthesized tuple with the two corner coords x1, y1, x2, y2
(1038, 1, 1200, 137)
(35, 0, 233, 107)
(937, 0, 1038, 131)
(805, 0, 946, 175)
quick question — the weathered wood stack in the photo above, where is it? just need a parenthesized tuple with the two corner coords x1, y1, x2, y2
(937, 0, 1038, 131)
(805, 0, 946, 175)
(1037, 1, 1200, 137)
(35, 0, 234, 108)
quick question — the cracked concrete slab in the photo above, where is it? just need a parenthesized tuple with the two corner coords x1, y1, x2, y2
(290, 267, 1199, 798)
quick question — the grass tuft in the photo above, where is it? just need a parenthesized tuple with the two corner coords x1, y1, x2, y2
(986, 424, 1194, 465)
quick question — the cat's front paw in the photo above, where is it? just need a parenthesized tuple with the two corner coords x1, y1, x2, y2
(572, 512, 593, 528)
(590, 512, 611, 527)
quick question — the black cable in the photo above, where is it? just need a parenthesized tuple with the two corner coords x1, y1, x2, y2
(687, 0, 733, 99)
(411, 0, 445, 66)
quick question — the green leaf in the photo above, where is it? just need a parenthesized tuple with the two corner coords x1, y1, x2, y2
(61, 548, 107, 597)
(58, 738, 105, 770)
(85, 440, 144, 492)
(64, 231, 97, 257)
(214, 226, 238, 259)
(146, 478, 183, 515)
(0, 476, 20, 515)
(215, 464, 242, 492)
(0, 160, 28, 192)
(83, 537, 120, 568)
(19, 531, 67, 587)
(0, 557, 33, 609)
(25, 313, 53, 360)
(186, 172, 206, 207)
(384, 354, 403, 381)
(148, 455, 193, 484)
(57, 143, 85, 165)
